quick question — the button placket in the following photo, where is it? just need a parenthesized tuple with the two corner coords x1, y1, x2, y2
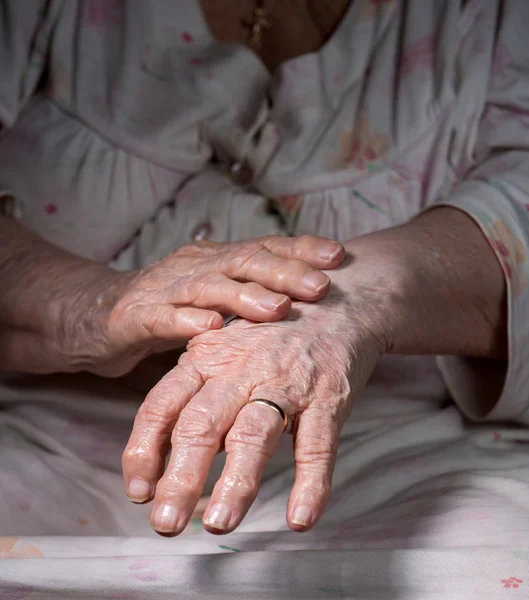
(228, 160, 253, 186)
(208, 99, 280, 188)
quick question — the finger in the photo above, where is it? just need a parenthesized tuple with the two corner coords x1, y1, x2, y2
(222, 245, 333, 301)
(178, 275, 293, 320)
(120, 304, 224, 346)
(202, 399, 285, 534)
(287, 405, 343, 531)
(258, 235, 345, 269)
(150, 380, 249, 536)
(122, 363, 204, 503)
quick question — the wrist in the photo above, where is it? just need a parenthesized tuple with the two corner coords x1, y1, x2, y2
(339, 206, 507, 358)
(338, 231, 422, 356)
(55, 267, 131, 372)
(0, 215, 133, 374)
(291, 264, 396, 358)
(32, 262, 112, 372)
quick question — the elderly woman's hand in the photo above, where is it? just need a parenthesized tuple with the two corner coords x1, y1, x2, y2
(0, 212, 345, 377)
(122, 278, 387, 527)
(77, 235, 344, 377)
(122, 206, 509, 529)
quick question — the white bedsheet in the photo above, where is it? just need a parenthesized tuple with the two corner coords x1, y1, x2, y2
(2, 355, 529, 598)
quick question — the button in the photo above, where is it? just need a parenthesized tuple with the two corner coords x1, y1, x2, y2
(228, 160, 253, 186)
(191, 221, 213, 241)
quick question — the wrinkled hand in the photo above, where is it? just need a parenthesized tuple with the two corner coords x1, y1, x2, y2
(76, 235, 344, 377)
(122, 288, 387, 534)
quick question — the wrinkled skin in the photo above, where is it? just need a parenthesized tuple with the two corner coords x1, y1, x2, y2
(123, 284, 387, 534)
(81, 235, 344, 377)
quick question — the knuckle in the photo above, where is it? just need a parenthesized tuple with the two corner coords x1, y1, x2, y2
(122, 444, 153, 467)
(297, 438, 335, 466)
(231, 242, 268, 273)
(135, 398, 174, 429)
(288, 257, 311, 273)
(274, 255, 309, 278)
(107, 296, 137, 330)
(241, 281, 264, 297)
(190, 272, 225, 293)
(300, 478, 331, 498)
(184, 272, 224, 303)
(141, 307, 166, 338)
(227, 283, 246, 304)
(162, 469, 202, 495)
(296, 234, 319, 253)
(173, 360, 203, 384)
(297, 234, 315, 245)
(225, 427, 272, 457)
(175, 352, 201, 373)
(173, 409, 220, 449)
(203, 272, 227, 287)
(245, 241, 267, 253)
(228, 474, 259, 499)
(294, 235, 320, 258)
(257, 235, 278, 244)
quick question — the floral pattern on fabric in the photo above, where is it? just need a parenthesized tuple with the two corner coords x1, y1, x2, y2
(2, 2, 529, 596)
(398, 33, 438, 78)
(84, 0, 123, 26)
(0, 537, 43, 558)
(483, 219, 527, 297)
(324, 116, 390, 173)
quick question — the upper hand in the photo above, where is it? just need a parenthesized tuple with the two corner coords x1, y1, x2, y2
(74, 235, 344, 377)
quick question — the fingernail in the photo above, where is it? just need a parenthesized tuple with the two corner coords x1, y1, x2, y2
(302, 272, 329, 292)
(127, 478, 151, 503)
(204, 503, 232, 530)
(198, 314, 219, 329)
(291, 505, 312, 527)
(259, 293, 289, 311)
(152, 504, 180, 533)
(319, 244, 343, 262)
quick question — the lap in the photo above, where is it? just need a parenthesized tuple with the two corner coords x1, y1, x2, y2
(2, 355, 529, 549)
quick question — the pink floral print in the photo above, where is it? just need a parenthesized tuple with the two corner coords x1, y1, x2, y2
(0, 537, 43, 558)
(85, 0, 123, 26)
(399, 33, 438, 78)
(483, 219, 527, 297)
(325, 116, 390, 172)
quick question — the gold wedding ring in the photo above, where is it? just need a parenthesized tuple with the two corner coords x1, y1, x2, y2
(246, 398, 289, 433)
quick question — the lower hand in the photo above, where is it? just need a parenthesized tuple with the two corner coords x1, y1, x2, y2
(122, 280, 388, 531)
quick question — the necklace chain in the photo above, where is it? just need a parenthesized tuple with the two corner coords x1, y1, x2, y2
(242, 1, 271, 49)
(242, 1, 340, 50)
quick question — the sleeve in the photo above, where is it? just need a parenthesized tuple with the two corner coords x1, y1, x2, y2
(0, 0, 58, 131)
(430, 0, 529, 424)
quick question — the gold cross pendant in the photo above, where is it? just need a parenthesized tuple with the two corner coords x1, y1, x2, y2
(243, 6, 271, 50)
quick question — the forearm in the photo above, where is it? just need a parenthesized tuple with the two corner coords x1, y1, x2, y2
(335, 206, 507, 359)
(0, 215, 115, 373)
